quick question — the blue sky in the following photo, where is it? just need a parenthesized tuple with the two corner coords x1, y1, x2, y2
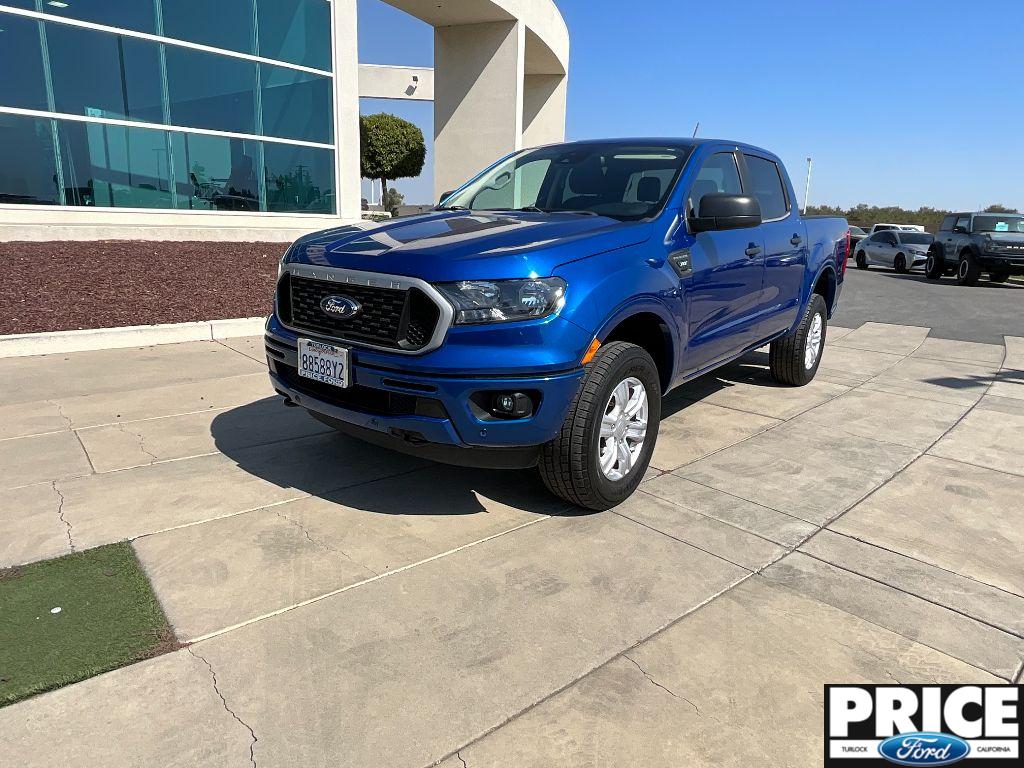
(358, 0, 1023, 211)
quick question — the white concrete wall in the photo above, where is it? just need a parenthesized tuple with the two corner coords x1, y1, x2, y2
(522, 73, 567, 148)
(358, 64, 435, 101)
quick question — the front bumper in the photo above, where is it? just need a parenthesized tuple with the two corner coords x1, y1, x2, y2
(265, 321, 586, 467)
(977, 252, 1024, 274)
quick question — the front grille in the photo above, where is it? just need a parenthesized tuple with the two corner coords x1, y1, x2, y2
(276, 362, 447, 419)
(278, 273, 442, 351)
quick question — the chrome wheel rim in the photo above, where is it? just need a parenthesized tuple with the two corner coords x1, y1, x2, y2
(598, 377, 648, 482)
(926, 255, 934, 273)
(805, 313, 823, 370)
(958, 259, 969, 279)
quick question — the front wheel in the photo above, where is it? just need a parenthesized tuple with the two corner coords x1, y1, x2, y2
(855, 251, 869, 269)
(894, 253, 908, 273)
(769, 294, 827, 386)
(539, 341, 661, 510)
(925, 251, 944, 280)
(956, 251, 981, 286)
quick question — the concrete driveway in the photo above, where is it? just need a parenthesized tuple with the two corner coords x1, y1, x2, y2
(2, 323, 1023, 767)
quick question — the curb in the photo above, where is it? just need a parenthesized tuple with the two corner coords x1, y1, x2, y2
(0, 317, 267, 358)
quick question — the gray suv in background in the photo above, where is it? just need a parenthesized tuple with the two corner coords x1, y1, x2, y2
(926, 212, 1024, 285)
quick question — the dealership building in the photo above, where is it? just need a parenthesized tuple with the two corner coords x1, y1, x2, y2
(0, 0, 568, 241)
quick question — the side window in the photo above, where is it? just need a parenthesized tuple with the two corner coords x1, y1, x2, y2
(954, 215, 971, 232)
(689, 152, 741, 214)
(939, 215, 957, 232)
(882, 233, 897, 245)
(742, 154, 789, 220)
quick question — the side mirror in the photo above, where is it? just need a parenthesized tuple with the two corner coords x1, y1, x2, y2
(952, 226, 968, 234)
(689, 193, 762, 233)
(438, 190, 455, 207)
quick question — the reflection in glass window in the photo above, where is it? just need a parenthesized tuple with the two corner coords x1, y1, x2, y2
(260, 65, 333, 143)
(172, 132, 261, 211)
(39, 0, 156, 34)
(57, 120, 175, 208)
(263, 142, 334, 213)
(0, 14, 49, 111)
(256, 0, 331, 70)
(47, 24, 163, 123)
(0, 114, 58, 205)
(162, 0, 255, 55)
(166, 46, 257, 135)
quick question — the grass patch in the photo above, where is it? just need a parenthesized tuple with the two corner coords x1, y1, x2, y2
(0, 542, 180, 707)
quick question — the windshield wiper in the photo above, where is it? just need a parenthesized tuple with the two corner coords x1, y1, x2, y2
(437, 205, 470, 211)
(560, 210, 601, 216)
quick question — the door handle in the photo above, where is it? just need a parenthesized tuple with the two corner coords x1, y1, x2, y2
(790, 234, 804, 246)
(745, 244, 762, 257)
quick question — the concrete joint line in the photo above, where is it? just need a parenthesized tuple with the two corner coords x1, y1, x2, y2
(188, 647, 258, 768)
(188, 516, 552, 644)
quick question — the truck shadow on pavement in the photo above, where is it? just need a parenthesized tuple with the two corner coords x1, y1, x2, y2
(880, 272, 1024, 289)
(209, 399, 594, 518)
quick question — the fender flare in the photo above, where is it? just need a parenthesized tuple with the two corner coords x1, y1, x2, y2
(593, 296, 682, 382)
(794, 263, 837, 327)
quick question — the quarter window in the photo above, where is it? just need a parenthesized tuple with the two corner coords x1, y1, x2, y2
(742, 154, 789, 220)
(689, 152, 741, 215)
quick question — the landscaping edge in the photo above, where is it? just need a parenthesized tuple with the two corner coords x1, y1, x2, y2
(0, 317, 267, 358)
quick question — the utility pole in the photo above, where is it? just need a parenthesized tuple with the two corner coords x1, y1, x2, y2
(802, 156, 813, 214)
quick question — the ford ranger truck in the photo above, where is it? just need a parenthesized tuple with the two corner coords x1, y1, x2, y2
(925, 211, 1024, 285)
(267, 139, 849, 510)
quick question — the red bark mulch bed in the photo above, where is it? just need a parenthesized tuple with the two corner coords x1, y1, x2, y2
(2, 241, 288, 335)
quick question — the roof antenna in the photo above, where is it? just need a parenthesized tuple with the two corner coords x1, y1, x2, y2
(692, 121, 700, 138)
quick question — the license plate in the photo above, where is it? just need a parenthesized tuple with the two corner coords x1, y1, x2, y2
(297, 339, 350, 388)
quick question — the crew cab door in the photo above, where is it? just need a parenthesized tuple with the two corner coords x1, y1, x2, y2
(676, 150, 766, 375)
(946, 214, 972, 258)
(738, 152, 806, 338)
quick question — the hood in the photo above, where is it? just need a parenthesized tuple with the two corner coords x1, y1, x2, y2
(983, 232, 1024, 246)
(287, 210, 653, 282)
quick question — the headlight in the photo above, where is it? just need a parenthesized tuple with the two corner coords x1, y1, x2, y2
(435, 277, 566, 324)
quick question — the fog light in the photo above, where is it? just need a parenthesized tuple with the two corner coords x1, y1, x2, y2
(490, 392, 533, 419)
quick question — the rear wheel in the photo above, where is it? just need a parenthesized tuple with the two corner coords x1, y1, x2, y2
(855, 251, 869, 270)
(894, 253, 908, 273)
(539, 341, 661, 510)
(769, 294, 827, 387)
(925, 250, 944, 280)
(956, 251, 981, 286)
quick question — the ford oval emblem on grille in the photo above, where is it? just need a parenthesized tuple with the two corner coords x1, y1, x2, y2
(320, 295, 362, 319)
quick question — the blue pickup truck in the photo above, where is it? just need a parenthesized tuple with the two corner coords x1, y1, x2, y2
(267, 139, 849, 509)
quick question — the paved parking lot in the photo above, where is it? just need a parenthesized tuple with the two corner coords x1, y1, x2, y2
(2, 322, 1024, 766)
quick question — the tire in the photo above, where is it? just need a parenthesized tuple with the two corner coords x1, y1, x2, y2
(769, 294, 827, 387)
(894, 253, 908, 274)
(989, 272, 1010, 283)
(539, 341, 661, 511)
(956, 251, 981, 286)
(925, 250, 944, 280)
(855, 251, 869, 270)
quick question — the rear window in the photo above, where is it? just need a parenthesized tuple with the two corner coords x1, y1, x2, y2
(743, 154, 788, 220)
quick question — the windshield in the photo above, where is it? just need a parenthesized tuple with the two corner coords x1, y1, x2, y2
(899, 233, 933, 245)
(972, 214, 1024, 233)
(440, 144, 693, 221)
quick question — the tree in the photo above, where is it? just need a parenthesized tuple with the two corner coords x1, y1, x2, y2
(383, 187, 404, 216)
(359, 113, 426, 199)
(983, 204, 1019, 214)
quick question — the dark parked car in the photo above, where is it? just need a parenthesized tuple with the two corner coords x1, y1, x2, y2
(926, 212, 1024, 284)
(848, 225, 869, 255)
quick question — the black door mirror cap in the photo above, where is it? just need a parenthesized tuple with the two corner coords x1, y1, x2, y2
(689, 193, 763, 233)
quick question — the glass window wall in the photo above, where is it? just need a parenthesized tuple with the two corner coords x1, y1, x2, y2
(260, 64, 333, 144)
(0, 14, 49, 111)
(161, 0, 255, 57)
(257, 0, 331, 71)
(0, 114, 58, 205)
(40, 0, 158, 35)
(264, 142, 334, 213)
